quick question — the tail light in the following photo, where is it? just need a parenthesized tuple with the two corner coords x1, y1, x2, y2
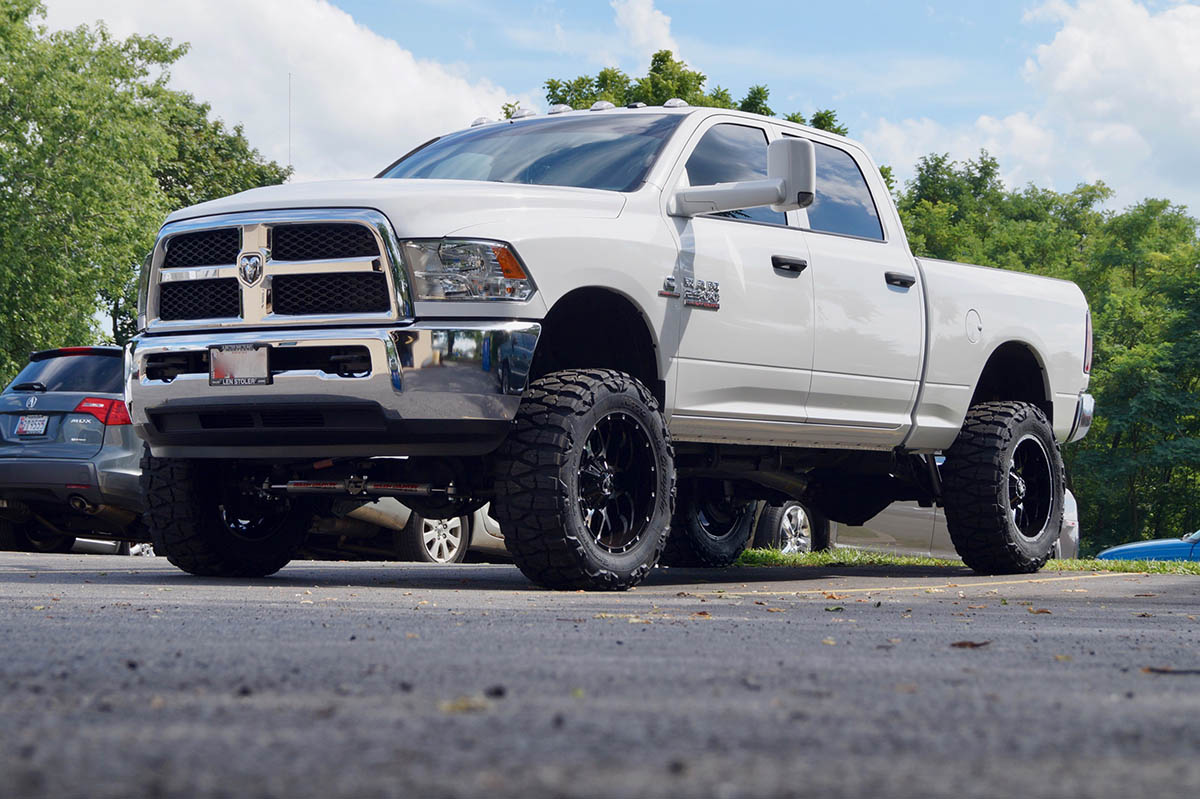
(1083, 310, 1093, 374)
(73, 397, 132, 426)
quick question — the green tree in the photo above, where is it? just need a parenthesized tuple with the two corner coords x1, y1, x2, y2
(0, 2, 290, 373)
(0, 3, 176, 381)
(737, 85, 773, 116)
(897, 151, 1200, 552)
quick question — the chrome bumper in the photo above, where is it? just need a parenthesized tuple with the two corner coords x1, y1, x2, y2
(1067, 392, 1094, 443)
(128, 321, 540, 458)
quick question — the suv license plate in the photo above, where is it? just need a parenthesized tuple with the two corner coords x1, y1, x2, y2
(16, 415, 48, 436)
(209, 344, 271, 386)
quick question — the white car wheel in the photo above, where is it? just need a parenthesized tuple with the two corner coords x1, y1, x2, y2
(777, 503, 812, 555)
(421, 517, 466, 563)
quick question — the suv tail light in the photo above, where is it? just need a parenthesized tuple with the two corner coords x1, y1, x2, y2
(73, 397, 132, 426)
(1083, 310, 1093, 374)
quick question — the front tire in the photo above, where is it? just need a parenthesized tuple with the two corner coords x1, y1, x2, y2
(941, 401, 1064, 574)
(141, 452, 312, 578)
(492, 369, 675, 590)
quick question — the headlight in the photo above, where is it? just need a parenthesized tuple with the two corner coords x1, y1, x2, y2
(400, 239, 535, 301)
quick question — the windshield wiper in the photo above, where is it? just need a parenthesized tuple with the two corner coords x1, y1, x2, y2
(11, 382, 47, 392)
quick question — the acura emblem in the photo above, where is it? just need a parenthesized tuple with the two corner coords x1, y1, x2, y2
(238, 253, 264, 285)
(25, 396, 37, 409)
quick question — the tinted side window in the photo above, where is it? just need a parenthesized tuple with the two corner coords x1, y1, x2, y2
(4, 355, 123, 394)
(684, 124, 785, 226)
(798, 139, 884, 240)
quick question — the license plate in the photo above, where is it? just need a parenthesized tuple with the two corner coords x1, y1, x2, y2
(16, 415, 48, 436)
(209, 344, 271, 386)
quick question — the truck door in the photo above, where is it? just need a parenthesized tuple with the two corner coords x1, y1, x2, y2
(665, 119, 815, 443)
(784, 135, 924, 442)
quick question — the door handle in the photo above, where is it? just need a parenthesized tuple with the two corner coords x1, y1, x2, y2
(772, 255, 808, 273)
(885, 271, 916, 288)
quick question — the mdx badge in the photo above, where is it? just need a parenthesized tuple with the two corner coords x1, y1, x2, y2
(238, 252, 264, 285)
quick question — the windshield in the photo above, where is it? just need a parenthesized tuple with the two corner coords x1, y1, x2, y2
(1185, 530, 1200, 543)
(380, 113, 684, 193)
(4, 354, 123, 394)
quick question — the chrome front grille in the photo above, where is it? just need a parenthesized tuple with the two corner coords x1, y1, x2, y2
(145, 209, 410, 330)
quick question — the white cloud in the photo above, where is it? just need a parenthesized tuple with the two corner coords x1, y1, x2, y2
(611, 0, 678, 61)
(865, 0, 1200, 211)
(504, 0, 678, 72)
(42, 0, 532, 183)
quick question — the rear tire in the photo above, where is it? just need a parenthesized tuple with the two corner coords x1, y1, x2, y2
(18, 528, 76, 554)
(941, 401, 1064, 574)
(492, 369, 675, 590)
(0, 520, 16, 550)
(141, 450, 312, 578)
(396, 513, 470, 563)
(660, 479, 756, 568)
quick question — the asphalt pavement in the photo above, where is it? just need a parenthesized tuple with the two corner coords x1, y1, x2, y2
(1, 552, 1198, 798)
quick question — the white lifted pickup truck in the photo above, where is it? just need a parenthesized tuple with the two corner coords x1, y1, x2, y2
(128, 102, 1094, 589)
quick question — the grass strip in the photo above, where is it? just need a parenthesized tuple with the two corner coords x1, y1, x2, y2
(735, 547, 1200, 575)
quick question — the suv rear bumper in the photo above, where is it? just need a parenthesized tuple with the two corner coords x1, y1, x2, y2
(128, 322, 540, 459)
(0, 456, 141, 513)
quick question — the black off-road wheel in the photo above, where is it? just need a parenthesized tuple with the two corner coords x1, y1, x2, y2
(491, 369, 675, 590)
(141, 451, 312, 578)
(753, 500, 830, 554)
(660, 479, 756, 567)
(941, 401, 1065, 574)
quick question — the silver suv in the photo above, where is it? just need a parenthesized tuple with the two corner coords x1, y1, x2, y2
(0, 347, 146, 552)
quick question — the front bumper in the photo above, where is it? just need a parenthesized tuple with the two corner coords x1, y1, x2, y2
(1067, 392, 1095, 444)
(128, 321, 540, 458)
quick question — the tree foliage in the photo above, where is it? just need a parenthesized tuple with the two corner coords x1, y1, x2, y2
(543, 50, 848, 135)
(0, 1, 289, 380)
(899, 152, 1200, 552)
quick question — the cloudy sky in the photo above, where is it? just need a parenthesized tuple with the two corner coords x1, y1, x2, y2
(42, 0, 1200, 212)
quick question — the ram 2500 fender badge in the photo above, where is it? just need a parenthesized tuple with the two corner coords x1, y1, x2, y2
(658, 276, 680, 298)
(682, 277, 720, 310)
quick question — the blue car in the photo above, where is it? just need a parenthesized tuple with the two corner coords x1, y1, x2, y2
(1096, 531, 1200, 561)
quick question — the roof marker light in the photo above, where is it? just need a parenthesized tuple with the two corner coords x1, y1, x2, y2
(510, 108, 537, 119)
(627, 102, 646, 108)
(547, 104, 573, 115)
(663, 98, 689, 108)
(469, 117, 492, 127)
(589, 101, 616, 111)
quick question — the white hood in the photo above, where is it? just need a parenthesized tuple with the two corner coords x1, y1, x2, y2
(163, 178, 627, 237)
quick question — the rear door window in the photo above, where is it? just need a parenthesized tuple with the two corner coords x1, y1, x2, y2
(684, 123, 786, 226)
(5, 355, 123, 394)
(788, 137, 884, 240)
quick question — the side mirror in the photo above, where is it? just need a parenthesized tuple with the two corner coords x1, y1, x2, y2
(670, 137, 816, 217)
(768, 137, 815, 212)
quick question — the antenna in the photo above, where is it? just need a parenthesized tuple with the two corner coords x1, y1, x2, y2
(288, 72, 293, 170)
